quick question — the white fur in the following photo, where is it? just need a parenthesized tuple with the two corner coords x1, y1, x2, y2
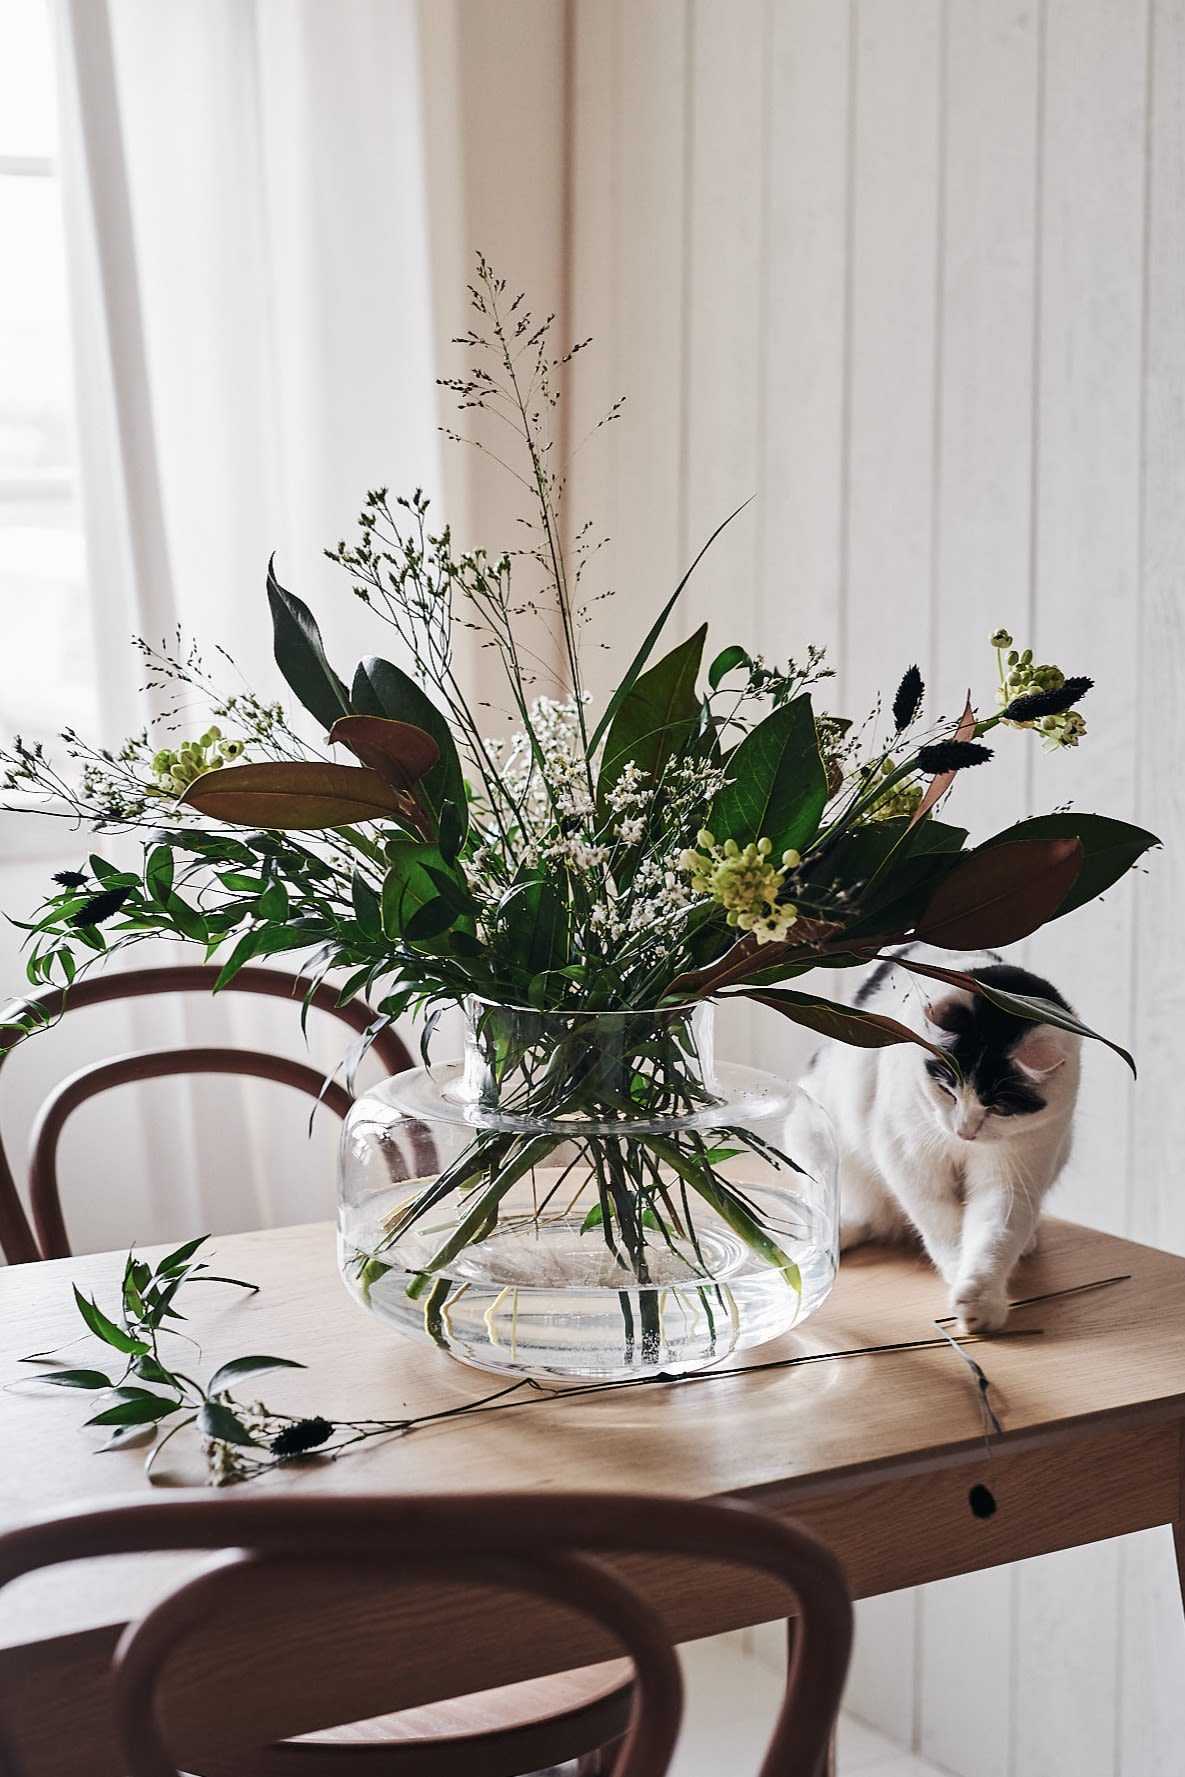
(802, 950, 1080, 1334)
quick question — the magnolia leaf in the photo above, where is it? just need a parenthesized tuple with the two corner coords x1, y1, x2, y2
(267, 557, 351, 731)
(909, 693, 976, 829)
(207, 1354, 306, 1396)
(350, 656, 466, 822)
(886, 952, 1136, 1076)
(738, 987, 954, 1064)
(665, 917, 843, 1001)
(977, 813, 1159, 917)
(328, 716, 439, 792)
(913, 837, 1083, 949)
(181, 761, 409, 830)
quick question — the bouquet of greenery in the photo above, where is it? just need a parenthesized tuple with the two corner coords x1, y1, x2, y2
(1, 264, 1156, 1336)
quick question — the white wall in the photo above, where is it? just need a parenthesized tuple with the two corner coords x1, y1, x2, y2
(557, 2, 1185, 1774)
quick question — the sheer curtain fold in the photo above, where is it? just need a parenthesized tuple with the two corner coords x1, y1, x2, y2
(47, 0, 441, 1240)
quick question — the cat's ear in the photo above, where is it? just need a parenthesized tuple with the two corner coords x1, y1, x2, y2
(924, 993, 970, 1033)
(1012, 1025, 1068, 1080)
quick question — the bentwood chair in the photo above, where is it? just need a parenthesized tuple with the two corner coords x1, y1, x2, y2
(0, 964, 417, 1265)
(0, 1492, 853, 1777)
(0, 975, 638, 1774)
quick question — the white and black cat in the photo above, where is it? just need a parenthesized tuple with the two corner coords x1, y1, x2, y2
(803, 946, 1080, 1333)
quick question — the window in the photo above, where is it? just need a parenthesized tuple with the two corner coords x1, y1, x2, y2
(0, 0, 97, 742)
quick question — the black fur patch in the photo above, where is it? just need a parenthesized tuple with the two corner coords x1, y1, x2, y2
(924, 962, 1070, 1116)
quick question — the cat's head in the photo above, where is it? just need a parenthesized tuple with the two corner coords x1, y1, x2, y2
(919, 982, 1079, 1144)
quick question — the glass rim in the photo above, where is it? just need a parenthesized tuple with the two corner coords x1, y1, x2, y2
(463, 994, 708, 1021)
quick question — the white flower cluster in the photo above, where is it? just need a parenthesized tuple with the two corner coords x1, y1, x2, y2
(485, 695, 596, 867)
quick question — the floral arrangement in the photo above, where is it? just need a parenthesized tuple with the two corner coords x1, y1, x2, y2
(1, 263, 1157, 1335)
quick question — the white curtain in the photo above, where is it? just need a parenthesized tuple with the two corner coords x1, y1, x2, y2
(24, 0, 441, 1247)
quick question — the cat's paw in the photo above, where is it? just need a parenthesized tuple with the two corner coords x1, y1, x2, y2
(951, 1283, 1010, 1335)
(840, 1220, 871, 1253)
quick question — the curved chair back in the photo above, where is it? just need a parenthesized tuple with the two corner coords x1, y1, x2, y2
(0, 966, 413, 1264)
(0, 1491, 852, 1777)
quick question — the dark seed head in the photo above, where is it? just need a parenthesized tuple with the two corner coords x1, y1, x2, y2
(52, 870, 88, 890)
(892, 665, 924, 732)
(67, 886, 131, 928)
(915, 740, 994, 774)
(1002, 676, 1093, 722)
(269, 1416, 334, 1457)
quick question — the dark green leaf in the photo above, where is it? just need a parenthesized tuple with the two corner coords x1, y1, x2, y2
(438, 798, 465, 865)
(886, 952, 1136, 1077)
(213, 927, 265, 991)
(206, 1354, 306, 1396)
(709, 695, 828, 856)
(34, 1368, 112, 1390)
(145, 846, 174, 905)
(589, 499, 752, 753)
(134, 1354, 176, 1387)
(156, 1235, 209, 1274)
(86, 1391, 179, 1427)
(256, 879, 289, 922)
(598, 624, 707, 809)
(198, 1400, 260, 1447)
(381, 843, 449, 938)
(351, 868, 382, 936)
(267, 556, 351, 731)
(163, 891, 208, 943)
(404, 897, 459, 941)
(73, 1286, 148, 1355)
(709, 646, 749, 689)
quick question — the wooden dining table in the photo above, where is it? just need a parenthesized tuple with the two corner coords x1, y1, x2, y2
(3, 1213, 1185, 1774)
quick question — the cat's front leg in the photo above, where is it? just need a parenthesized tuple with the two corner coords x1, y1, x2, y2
(951, 1170, 1041, 1334)
(874, 1147, 964, 1285)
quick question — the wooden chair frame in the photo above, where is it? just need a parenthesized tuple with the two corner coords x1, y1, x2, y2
(0, 965, 413, 1264)
(0, 1491, 853, 1777)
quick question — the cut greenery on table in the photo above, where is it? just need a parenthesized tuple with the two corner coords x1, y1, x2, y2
(0, 259, 1158, 1313)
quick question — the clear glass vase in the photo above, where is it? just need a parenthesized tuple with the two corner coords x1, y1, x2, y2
(338, 999, 838, 1381)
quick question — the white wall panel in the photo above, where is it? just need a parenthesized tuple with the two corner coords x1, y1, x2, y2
(561, 1, 1177, 1771)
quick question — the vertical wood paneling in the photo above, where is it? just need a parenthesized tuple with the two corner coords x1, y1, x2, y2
(753, 0, 851, 1079)
(842, 0, 942, 722)
(1128, 0, 1185, 1261)
(566, 0, 690, 713)
(679, 0, 768, 646)
(1119, 3, 1185, 1773)
(918, 10, 1042, 1773)
(558, 3, 1180, 1768)
(1014, 8, 1150, 1770)
(839, 2, 944, 1736)
(680, 0, 769, 1070)
(932, 0, 1042, 843)
(1023, 0, 1148, 1243)
(759, 0, 850, 667)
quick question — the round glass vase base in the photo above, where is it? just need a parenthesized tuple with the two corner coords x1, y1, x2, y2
(339, 1215, 837, 1383)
